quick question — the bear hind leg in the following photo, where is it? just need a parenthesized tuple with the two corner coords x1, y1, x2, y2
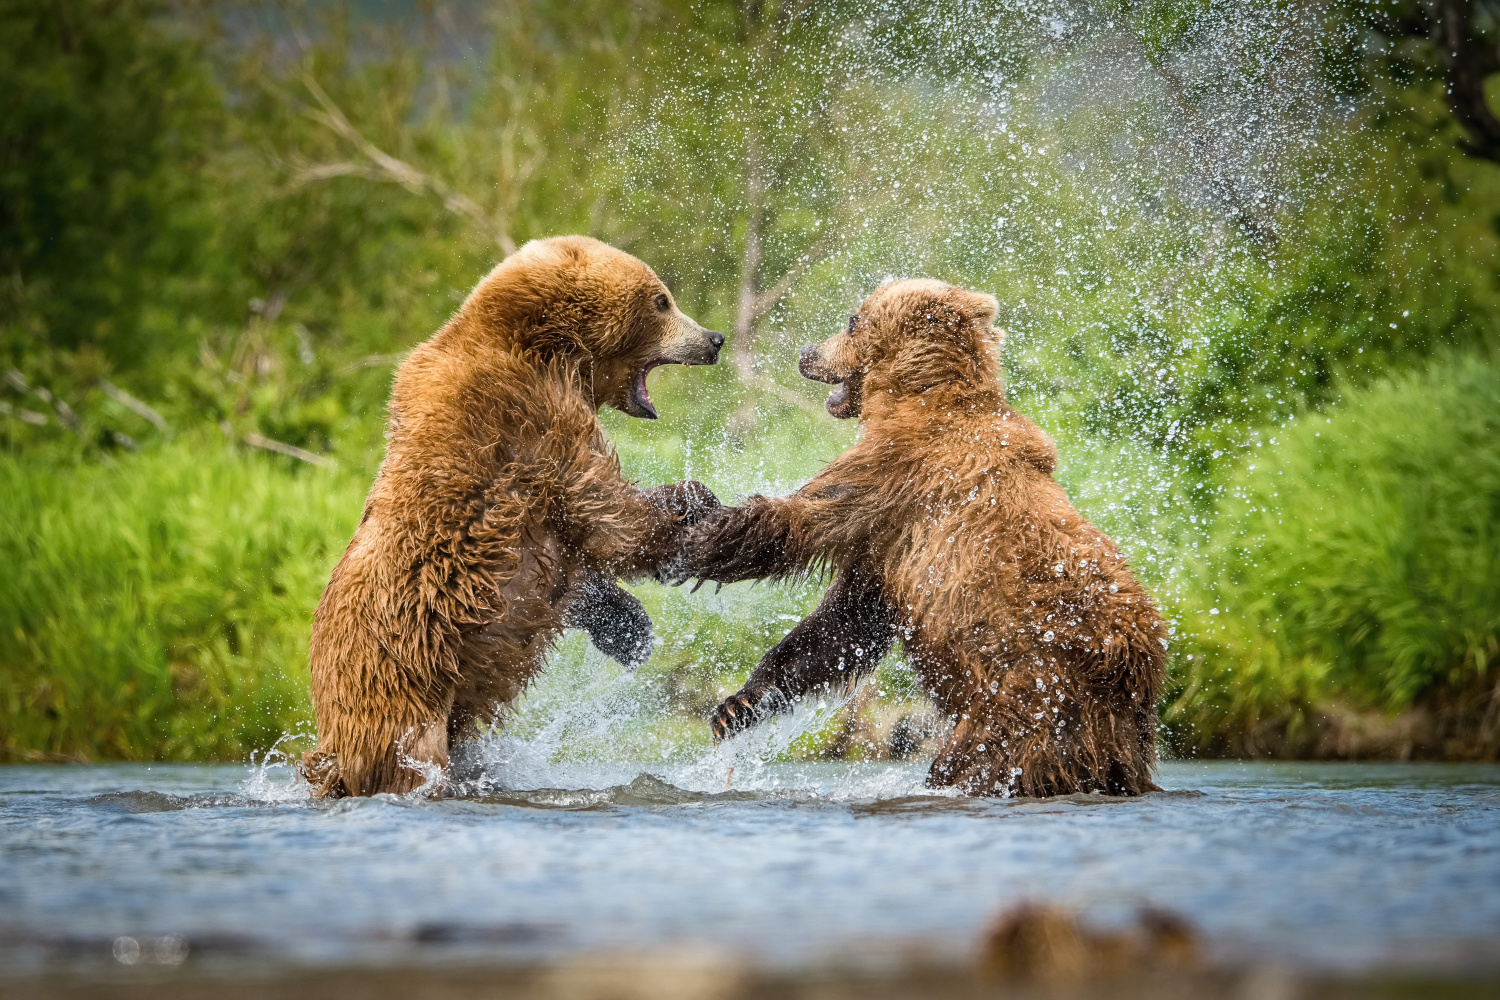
(307, 710, 451, 798)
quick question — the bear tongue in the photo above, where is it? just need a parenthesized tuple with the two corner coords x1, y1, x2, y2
(825, 382, 849, 412)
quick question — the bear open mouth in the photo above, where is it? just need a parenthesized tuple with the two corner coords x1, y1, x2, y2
(824, 373, 863, 419)
(797, 343, 861, 418)
(632, 359, 667, 420)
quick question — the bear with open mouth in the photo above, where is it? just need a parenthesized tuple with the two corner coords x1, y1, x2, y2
(671, 279, 1167, 797)
(304, 236, 723, 797)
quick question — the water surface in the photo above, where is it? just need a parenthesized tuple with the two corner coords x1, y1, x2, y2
(2, 758, 1498, 976)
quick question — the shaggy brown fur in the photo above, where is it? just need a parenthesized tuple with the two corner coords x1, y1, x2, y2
(680, 279, 1167, 797)
(305, 236, 723, 797)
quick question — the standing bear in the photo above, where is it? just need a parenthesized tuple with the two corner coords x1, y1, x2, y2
(674, 279, 1166, 797)
(305, 236, 722, 797)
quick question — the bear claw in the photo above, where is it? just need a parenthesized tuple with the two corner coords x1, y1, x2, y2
(709, 688, 790, 742)
(709, 692, 759, 742)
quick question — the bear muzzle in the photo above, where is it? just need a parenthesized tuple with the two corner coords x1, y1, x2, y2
(799, 336, 863, 419)
(627, 315, 723, 419)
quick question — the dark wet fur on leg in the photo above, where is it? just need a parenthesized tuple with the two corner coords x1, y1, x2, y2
(709, 570, 896, 741)
(563, 577, 655, 669)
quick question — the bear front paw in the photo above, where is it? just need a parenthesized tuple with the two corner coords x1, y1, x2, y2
(660, 511, 755, 587)
(707, 687, 786, 742)
(647, 479, 722, 526)
(563, 579, 656, 670)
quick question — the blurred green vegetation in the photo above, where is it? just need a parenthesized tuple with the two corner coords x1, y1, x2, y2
(1, 0, 1496, 762)
(0, 432, 358, 760)
(1167, 352, 1500, 757)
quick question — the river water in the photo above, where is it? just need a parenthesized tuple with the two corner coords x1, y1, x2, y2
(2, 754, 1498, 979)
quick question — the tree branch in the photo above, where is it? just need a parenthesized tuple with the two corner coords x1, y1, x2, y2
(297, 73, 517, 255)
(235, 426, 338, 470)
(99, 380, 169, 433)
(1134, 37, 1278, 248)
(751, 225, 842, 318)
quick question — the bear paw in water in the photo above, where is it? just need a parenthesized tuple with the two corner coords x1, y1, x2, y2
(563, 578, 655, 670)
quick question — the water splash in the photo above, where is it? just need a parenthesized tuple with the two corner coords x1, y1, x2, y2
(240, 726, 316, 804)
(448, 637, 928, 800)
(453, 649, 654, 794)
(674, 691, 857, 794)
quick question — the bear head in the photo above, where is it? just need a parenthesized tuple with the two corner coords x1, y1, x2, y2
(471, 235, 723, 419)
(799, 278, 1001, 419)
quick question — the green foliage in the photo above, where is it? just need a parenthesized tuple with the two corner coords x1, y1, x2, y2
(0, 0, 218, 362)
(1167, 353, 1500, 748)
(0, 434, 360, 760)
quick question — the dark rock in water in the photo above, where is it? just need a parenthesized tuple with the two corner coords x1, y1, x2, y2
(86, 790, 240, 813)
(86, 791, 193, 813)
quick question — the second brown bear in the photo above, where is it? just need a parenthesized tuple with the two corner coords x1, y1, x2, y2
(675, 279, 1167, 797)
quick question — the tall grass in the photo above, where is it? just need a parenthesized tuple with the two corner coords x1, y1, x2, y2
(0, 433, 361, 760)
(1167, 353, 1500, 751)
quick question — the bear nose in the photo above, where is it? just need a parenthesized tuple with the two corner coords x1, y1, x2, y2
(799, 343, 817, 362)
(707, 330, 725, 350)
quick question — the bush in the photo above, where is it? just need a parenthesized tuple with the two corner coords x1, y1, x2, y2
(1167, 352, 1500, 752)
(0, 433, 361, 760)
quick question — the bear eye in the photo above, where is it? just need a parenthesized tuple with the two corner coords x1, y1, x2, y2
(654, 293, 670, 312)
(847, 314, 859, 333)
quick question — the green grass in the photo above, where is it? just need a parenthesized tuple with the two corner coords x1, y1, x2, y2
(1166, 352, 1500, 751)
(0, 432, 361, 760)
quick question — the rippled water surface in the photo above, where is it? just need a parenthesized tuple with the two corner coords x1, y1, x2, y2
(3, 759, 1498, 974)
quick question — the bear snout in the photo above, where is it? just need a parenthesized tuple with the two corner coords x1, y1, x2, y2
(799, 343, 818, 374)
(665, 316, 724, 366)
(799, 343, 843, 384)
(683, 326, 723, 365)
(799, 330, 862, 386)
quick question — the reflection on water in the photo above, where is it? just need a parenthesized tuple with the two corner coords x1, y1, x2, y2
(1, 757, 1498, 978)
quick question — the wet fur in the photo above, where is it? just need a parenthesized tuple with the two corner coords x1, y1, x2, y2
(304, 237, 719, 797)
(683, 280, 1167, 797)
(707, 568, 896, 739)
(563, 578, 655, 670)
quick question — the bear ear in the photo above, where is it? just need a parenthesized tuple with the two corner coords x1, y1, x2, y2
(955, 288, 999, 327)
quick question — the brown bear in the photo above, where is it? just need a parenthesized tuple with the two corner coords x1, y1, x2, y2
(304, 236, 723, 797)
(674, 279, 1167, 797)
